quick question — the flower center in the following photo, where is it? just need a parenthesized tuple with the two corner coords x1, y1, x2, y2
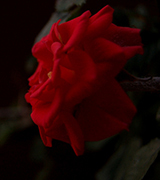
(47, 71, 52, 79)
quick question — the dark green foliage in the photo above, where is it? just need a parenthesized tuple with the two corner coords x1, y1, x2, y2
(55, 0, 86, 11)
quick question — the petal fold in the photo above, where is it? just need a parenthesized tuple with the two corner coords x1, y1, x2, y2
(61, 112, 84, 156)
(62, 11, 91, 52)
(87, 5, 114, 39)
(58, 10, 91, 46)
(76, 78, 136, 141)
(84, 38, 125, 78)
(104, 24, 143, 47)
(39, 126, 52, 147)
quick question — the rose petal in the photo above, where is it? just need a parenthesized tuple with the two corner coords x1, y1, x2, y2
(84, 38, 125, 78)
(76, 99, 129, 141)
(76, 79, 136, 141)
(91, 78, 137, 124)
(87, 5, 114, 39)
(122, 46, 144, 60)
(62, 11, 91, 52)
(104, 24, 143, 47)
(28, 63, 42, 86)
(90, 5, 113, 23)
(30, 78, 51, 99)
(39, 126, 52, 147)
(61, 111, 84, 156)
(60, 65, 76, 84)
(46, 111, 85, 155)
(59, 53, 73, 70)
(67, 50, 97, 81)
(33, 88, 56, 102)
(51, 41, 63, 60)
(65, 49, 97, 106)
(45, 115, 70, 144)
(49, 22, 60, 43)
(31, 87, 64, 127)
(32, 37, 53, 69)
(58, 10, 91, 46)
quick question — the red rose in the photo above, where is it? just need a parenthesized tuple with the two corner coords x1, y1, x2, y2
(25, 5, 143, 156)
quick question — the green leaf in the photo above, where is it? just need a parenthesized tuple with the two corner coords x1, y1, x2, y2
(96, 138, 142, 180)
(122, 138, 160, 180)
(55, 0, 86, 12)
(113, 138, 142, 180)
(96, 138, 160, 180)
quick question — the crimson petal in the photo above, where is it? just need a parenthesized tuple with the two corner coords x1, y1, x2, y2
(39, 126, 52, 147)
(31, 87, 64, 127)
(61, 111, 84, 156)
(32, 37, 53, 69)
(45, 115, 70, 144)
(62, 11, 91, 52)
(76, 78, 136, 141)
(84, 38, 125, 78)
(58, 10, 91, 46)
(104, 24, 143, 47)
(65, 50, 97, 107)
(87, 5, 114, 39)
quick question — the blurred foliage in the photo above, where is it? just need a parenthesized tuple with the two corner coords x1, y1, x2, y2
(55, 0, 86, 11)
(1, 0, 160, 180)
(96, 138, 160, 180)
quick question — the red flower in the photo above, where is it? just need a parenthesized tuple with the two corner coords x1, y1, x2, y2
(25, 5, 143, 156)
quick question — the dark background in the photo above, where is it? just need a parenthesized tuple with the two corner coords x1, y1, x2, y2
(0, 0, 56, 107)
